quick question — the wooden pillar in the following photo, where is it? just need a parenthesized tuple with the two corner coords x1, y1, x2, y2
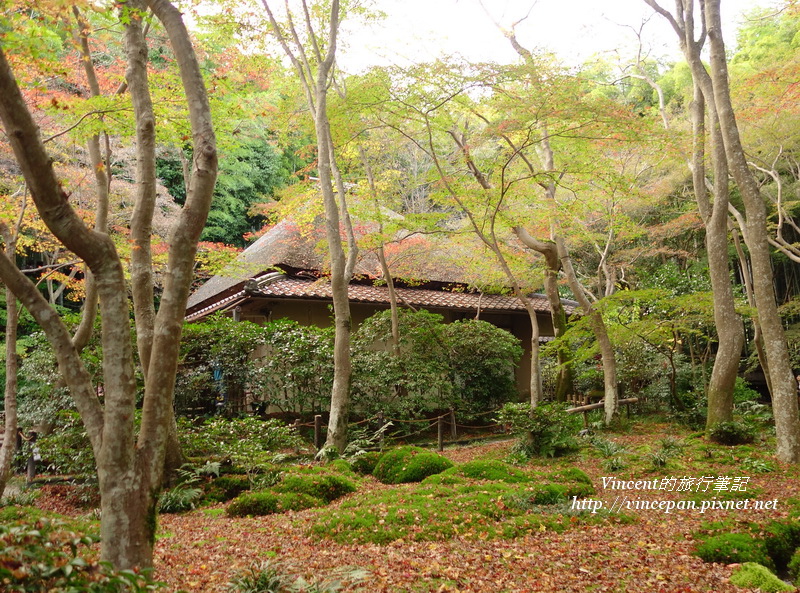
(314, 414, 322, 450)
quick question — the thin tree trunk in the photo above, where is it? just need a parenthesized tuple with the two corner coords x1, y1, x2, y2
(556, 237, 618, 424)
(731, 224, 772, 396)
(261, 0, 355, 455)
(0, 287, 19, 497)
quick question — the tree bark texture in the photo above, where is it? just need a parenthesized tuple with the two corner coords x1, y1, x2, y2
(703, 0, 800, 462)
(688, 80, 744, 429)
(644, 0, 800, 462)
(0, 0, 217, 568)
(0, 286, 19, 498)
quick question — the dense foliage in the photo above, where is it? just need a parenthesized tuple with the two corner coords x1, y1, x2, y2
(0, 520, 163, 592)
(496, 402, 583, 459)
(351, 309, 522, 420)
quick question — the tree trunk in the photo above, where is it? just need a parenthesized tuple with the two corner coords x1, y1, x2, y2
(644, 0, 799, 462)
(0, 287, 19, 497)
(319, 100, 353, 452)
(0, 0, 216, 568)
(556, 237, 618, 424)
(513, 228, 574, 401)
(261, 0, 355, 455)
(686, 80, 744, 429)
(731, 225, 772, 397)
(703, 0, 800, 462)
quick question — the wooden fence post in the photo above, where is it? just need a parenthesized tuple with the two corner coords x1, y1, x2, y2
(437, 415, 444, 452)
(314, 414, 322, 450)
(449, 409, 457, 439)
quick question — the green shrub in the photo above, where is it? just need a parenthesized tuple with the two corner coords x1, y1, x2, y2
(496, 402, 582, 458)
(788, 549, 800, 586)
(275, 473, 356, 503)
(351, 310, 521, 422)
(203, 475, 252, 503)
(226, 491, 323, 517)
(763, 520, 800, 570)
(0, 520, 164, 592)
(708, 421, 756, 446)
(372, 446, 453, 484)
(349, 451, 381, 475)
(733, 377, 762, 404)
(729, 563, 794, 592)
(158, 485, 202, 514)
(36, 410, 96, 476)
(178, 416, 302, 463)
(694, 533, 774, 569)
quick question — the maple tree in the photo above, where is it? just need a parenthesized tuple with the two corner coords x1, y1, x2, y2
(0, 0, 217, 570)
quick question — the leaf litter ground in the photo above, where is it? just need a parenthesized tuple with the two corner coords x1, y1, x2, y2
(36, 424, 800, 592)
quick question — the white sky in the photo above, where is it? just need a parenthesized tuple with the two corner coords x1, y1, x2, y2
(339, 0, 772, 71)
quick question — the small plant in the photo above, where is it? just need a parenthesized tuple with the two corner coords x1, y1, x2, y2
(694, 533, 773, 569)
(729, 563, 794, 592)
(708, 421, 756, 446)
(496, 402, 582, 459)
(603, 456, 628, 471)
(227, 560, 366, 593)
(342, 422, 392, 458)
(741, 456, 776, 474)
(0, 488, 40, 508)
(647, 449, 672, 469)
(657, 436, 685, 455)
(227, 560, 286, 593)
(372, 446, 453, 484)
(158, 464, 208, 514)
(0, 519, 164, 592)
(591, 437, 628, 458)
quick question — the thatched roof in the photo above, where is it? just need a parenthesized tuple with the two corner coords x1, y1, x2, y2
(186, 216, 576, 319)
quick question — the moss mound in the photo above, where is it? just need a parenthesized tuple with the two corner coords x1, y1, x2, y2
(430, 460, 529, 483)
(349, 451, 381, 475)
(227, 491, 323, 516)
(203, 475, 251, 503)
(372, 446, 453, 484)
(694, 533, 774, 569)
(788, 549, 800, 587)
(274, 472, 356, 503)
(729, 563, 794, 592)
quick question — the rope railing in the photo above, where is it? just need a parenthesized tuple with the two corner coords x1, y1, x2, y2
(290, 408, 510, 453)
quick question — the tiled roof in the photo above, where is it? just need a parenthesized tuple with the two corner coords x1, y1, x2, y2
(186, 276, 571, 322)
